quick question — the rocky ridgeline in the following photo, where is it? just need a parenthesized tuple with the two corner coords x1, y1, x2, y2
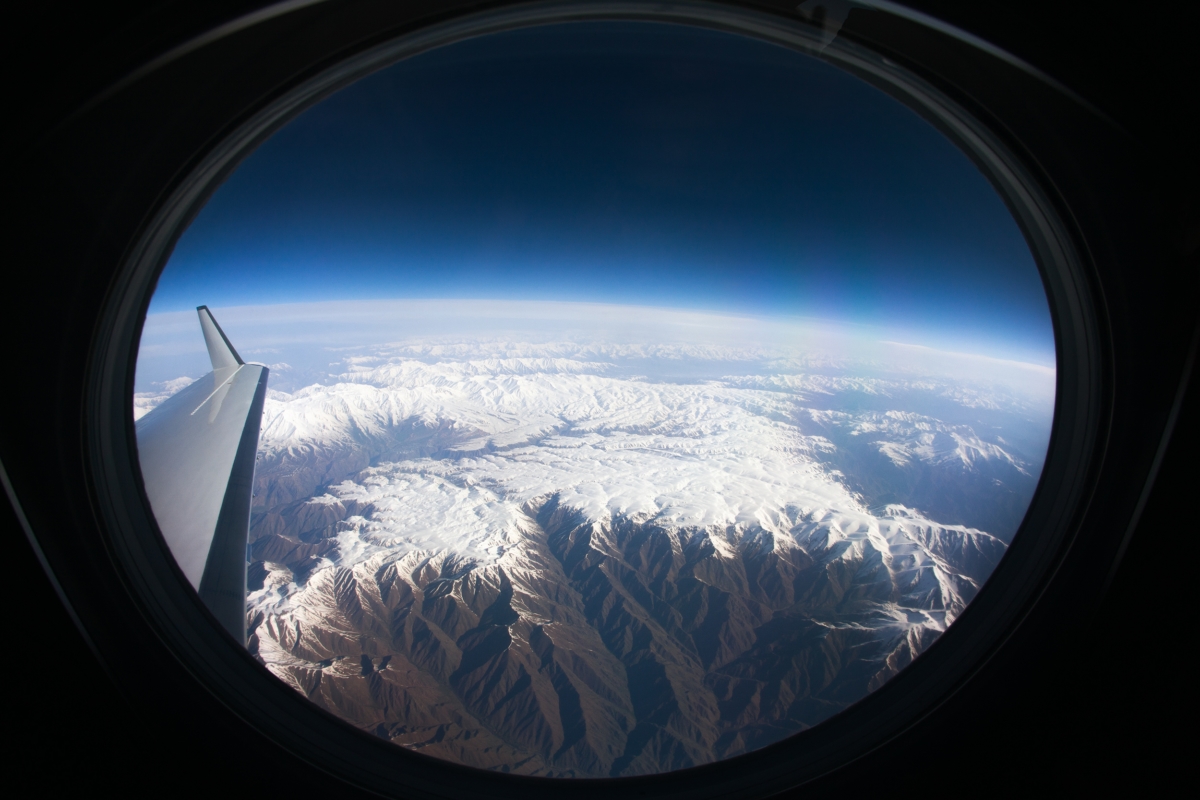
(247, 490, 1003, 776)
(236, 358, 1032, 775)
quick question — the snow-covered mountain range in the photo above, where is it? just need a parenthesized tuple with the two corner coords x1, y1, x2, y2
(136, 303, 1053, 777)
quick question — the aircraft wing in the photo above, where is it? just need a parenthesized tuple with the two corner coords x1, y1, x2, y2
(135, 306, 269, 642)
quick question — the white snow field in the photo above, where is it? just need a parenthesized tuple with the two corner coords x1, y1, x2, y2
(135, 300, 1055, 775)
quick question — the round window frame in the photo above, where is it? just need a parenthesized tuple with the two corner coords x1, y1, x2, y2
(83, 2, 1104, 797)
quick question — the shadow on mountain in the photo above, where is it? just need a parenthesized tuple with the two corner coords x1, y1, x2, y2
(249, 486, 1002, 776)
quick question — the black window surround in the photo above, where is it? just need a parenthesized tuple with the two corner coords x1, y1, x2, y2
(5, 2, 1193, 798)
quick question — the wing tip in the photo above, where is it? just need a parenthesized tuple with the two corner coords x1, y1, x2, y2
(197, 306, 244, 369)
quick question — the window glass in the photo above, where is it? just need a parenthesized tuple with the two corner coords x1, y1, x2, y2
(135, 21, 1055, 777)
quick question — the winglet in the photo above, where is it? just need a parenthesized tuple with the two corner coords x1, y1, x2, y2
(197, 306, 243, 371)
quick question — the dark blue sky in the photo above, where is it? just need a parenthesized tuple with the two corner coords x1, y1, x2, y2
(151, 21, 1054, 363)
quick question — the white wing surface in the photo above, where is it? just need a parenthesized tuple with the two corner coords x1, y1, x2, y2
(136, 306, 269, 641)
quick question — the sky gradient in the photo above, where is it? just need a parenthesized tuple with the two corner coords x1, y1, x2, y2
(148, 20, 1055, 365)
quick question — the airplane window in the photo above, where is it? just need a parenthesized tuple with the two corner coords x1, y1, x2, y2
(133, 19, 1055, 778)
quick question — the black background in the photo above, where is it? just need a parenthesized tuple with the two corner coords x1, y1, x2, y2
(7, 2, 1196, 796)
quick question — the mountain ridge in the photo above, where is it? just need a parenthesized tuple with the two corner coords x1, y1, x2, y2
(137, 336, 1047, 776)
(249, 483, 1002, 776)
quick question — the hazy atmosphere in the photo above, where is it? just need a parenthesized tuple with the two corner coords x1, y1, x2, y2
(145, 21, 1053, 367)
